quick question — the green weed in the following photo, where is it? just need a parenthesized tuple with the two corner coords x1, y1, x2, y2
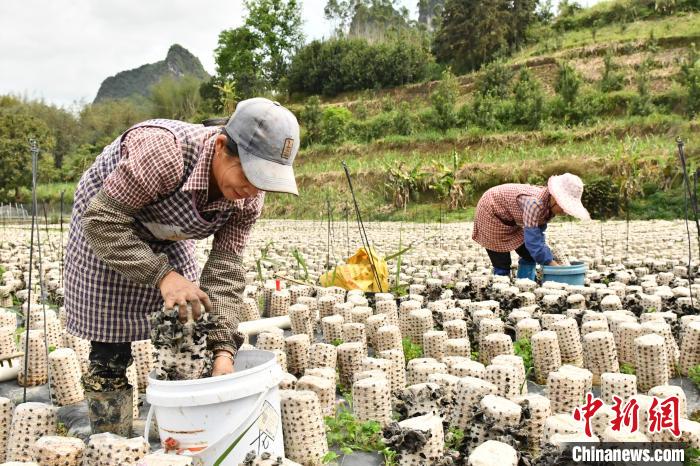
(324, 398, 396, 464)
(620, 363, 636, 374)
(402, 338, 423, 363)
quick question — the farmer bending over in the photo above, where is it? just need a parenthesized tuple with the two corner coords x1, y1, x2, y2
(471, 173, 590, 280)
(63, 98, 299, 421)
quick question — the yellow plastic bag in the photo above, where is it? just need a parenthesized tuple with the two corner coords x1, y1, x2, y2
(319, 247, 389, 292)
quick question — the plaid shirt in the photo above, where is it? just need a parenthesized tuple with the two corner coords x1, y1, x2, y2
(104, 126, 264, 254)
(472, 184, 552, 252)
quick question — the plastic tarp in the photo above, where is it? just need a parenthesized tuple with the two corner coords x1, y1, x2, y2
(319, 247, 389, 292)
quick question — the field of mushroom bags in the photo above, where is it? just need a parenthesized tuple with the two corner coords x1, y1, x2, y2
(1, 218, 700, 465)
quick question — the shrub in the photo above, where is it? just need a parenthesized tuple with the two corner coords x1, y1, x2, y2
(582, 177, 620, 219)
(512, 68, 546, 129)
(429, 69, 460, 131)
(320, 106, 353, 144)
(590, 90, 636, 115)
(351, 111, 394, 142)
(600, 51, 625, 93)
(61, 144, 99, 182)
(300, 96, 323, 146)
(629, 59, 655, 116)
(573, 90, 609, 121)
(680, 44, 700, 117)
(392, 102, 416, 136)
(470, 92, 512, 130)
(352, 100, 370, 120)
(555, 62, 581, 107)
(553, 62, 583, 123)
(287, 35, 433, 97)
(476, 60, 515, 99)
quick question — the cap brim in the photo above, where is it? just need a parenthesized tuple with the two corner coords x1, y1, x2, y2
(549, 177, 591, 221)
(238, 146, 298, 196)
(559, 199, 591, 221)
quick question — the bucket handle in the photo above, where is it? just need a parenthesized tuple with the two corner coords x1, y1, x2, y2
(143, 402, 155, 443)
(143, 381, 275, 461)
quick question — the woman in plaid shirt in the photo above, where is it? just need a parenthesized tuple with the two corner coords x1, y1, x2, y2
(472, 173, 590, 280)
(64, 98, 299, 410)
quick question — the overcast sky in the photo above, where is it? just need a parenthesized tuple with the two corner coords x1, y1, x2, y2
(0, 0, 601, 108)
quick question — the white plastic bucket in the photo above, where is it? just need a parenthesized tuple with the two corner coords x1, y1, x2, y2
(145, 350, 284, 466)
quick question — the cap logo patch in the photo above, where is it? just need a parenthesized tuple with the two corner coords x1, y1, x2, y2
(281, 138, 294, 159)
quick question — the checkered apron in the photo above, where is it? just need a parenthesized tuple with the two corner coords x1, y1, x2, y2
(472, 184, 551, 252)
(64, 120, 233, 343)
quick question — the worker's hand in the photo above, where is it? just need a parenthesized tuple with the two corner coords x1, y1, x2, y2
(548, 260, 561, 266)
(212, 351, 234, 376)
(159, 271, 213, 322)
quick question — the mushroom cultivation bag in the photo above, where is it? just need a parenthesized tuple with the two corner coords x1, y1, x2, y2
(149, 307, 218, 381)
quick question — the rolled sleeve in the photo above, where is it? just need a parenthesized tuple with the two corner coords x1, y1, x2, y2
(524, 226, 554, 265)
(203, 192, 264, 354)
(199, 249, 246, 355)
(518, 195, 545, 228)
(82, 190, 175, 286)
(82, 126, 184, 286)
(212, 192, 265, 255)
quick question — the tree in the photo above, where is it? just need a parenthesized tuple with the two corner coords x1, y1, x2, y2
(325, 0, 410, 38)
(244, 0, 304, 88)
(429, 69, 459, 131)
(149, 75, 203, 121)
(512, 68, 546, 129)
(215, 0, 303, 97)
(680, 44, 700, 118)
(348, 0, 410, 42)
(418, 0, 445, 30)
(555, 62, 581, 107)
(325, 0, 358, 34)
(552, 62, 583, 122)
(214, 27, 266, 99)
(535, 0, 555, 24)
(433, 0, 509, 73)
(629, 59, 655, 116)
(300, 96, 323, 145)
(507, 0, 539, 50)
(78, 98, 152, 147)
(433, 0, 537, 73)
(1, 95, 81, 170)
(0, 107, 55, 201)
(287, 33, 433, 96)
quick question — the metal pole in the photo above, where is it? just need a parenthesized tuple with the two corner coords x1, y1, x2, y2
(345, 201, 350, 259)
(59, 191, 64, 288)
(677, 138, 700, 255)
(34, 191, 53, 405)
(326, 193, 331, 271)
(22, 140, 39, 404)
(41, 201, 53, 254)
(342, 162, 383, 292)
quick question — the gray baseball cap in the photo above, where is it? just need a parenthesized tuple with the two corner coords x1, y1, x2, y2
(224, 97, 300, 195)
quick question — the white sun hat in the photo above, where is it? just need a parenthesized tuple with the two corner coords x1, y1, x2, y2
(547, 173, 591, 221)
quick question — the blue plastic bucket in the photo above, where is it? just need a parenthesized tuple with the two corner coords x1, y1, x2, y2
(541, 261, 587, 286)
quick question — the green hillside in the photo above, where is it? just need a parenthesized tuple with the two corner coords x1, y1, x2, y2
(263, 2, 700, 222)
(94, 44, 209, 103)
